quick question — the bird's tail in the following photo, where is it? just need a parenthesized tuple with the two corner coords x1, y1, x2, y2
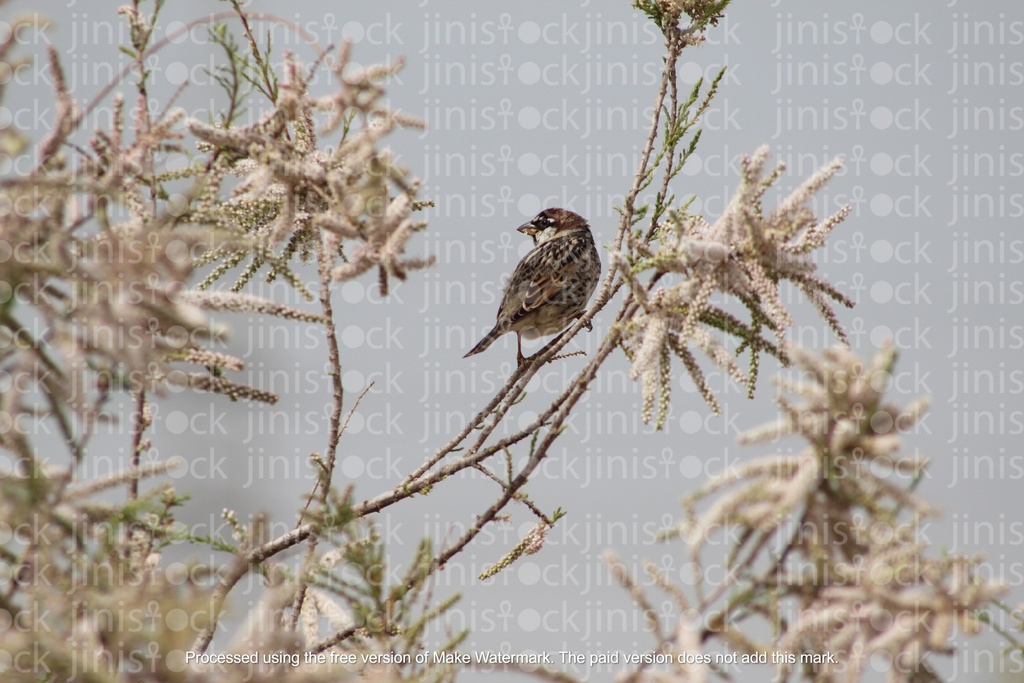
(463, 325, 503, 358)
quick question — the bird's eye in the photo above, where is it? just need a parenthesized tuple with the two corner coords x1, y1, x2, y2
(544, 217, 554, 226)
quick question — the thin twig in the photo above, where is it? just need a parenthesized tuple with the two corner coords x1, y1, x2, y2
(290, 231, 348, 629)
(129, 390, 146, 501)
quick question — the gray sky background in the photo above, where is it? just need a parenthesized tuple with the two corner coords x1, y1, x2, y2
(7, 1, 1023, 681)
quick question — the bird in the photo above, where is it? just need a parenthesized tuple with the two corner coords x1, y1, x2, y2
(464, 208, 601, 366)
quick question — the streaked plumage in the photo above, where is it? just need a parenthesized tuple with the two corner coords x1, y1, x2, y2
(464, 208, 601, 365)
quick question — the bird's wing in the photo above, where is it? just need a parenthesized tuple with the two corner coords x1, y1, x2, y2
(521, 268, 569, 312)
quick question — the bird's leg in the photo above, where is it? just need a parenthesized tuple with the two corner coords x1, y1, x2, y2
(523, 318, 592, 366)
(516, 333, 526, 367)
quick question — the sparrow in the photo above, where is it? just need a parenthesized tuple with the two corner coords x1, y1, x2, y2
(464, 208, 601, 366)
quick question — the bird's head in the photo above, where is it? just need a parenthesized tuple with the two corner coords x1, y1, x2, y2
(517, 208, 589, 245)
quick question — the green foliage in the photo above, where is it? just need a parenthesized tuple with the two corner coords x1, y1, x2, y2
(633, 0, 731, 36)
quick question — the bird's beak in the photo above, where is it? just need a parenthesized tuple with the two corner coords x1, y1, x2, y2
(517, 222, 537, 236)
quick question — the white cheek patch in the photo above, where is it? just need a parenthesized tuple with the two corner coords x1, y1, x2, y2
(538, 227, 558, 243)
